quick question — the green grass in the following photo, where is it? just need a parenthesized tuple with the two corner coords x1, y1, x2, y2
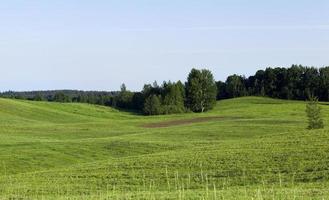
(0, 96, 329, 199)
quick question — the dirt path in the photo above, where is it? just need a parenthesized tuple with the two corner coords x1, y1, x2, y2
(142, 116, 240, 128)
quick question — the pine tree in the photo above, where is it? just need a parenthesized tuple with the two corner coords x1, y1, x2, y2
(306, 96, 324, 129)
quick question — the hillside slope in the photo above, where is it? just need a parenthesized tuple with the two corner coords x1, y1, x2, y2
(0, 97, 328, 199)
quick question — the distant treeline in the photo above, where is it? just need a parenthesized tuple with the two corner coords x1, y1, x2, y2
(0, 69, 218, 115)
(218, 64, 329, 101)
(1, 65, 329, 115)
(0, 90, 119, 106)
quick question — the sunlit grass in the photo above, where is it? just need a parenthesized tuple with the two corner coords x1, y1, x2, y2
(0, 96, 328, 199)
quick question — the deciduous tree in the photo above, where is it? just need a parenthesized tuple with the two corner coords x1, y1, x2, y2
(186, 69, 217, 112)
(143, 95, 162, 115)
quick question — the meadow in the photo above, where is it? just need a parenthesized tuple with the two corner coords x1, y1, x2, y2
(0, 96, 328, 199)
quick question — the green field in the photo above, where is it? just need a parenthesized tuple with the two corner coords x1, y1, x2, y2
(0, 97, 329, 199)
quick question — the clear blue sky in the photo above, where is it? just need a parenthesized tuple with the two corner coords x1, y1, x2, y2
(1, 0, 329, 91)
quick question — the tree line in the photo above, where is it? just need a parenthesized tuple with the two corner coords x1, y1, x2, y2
(1, 65, 329, 115)
(217, 64, 329, 101)
(0, 69, 218, 115)
(108, 68, 217, 115)
(0, 90, 118, 105)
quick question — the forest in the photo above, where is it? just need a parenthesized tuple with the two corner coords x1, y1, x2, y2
(1, 64, 329, 115)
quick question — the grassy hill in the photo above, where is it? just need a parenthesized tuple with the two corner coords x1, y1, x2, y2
(0, 97, 328, 199)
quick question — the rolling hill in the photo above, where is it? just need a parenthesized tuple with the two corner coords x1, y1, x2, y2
(0, 97, 328, 199)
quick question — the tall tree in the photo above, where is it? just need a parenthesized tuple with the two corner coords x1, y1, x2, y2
(302, 67, 319, 99)
(253, 70, 266, 96)
(131, 92, 145, 110)
(116, 83, 134, 109)
(186, 69, 217, 112)
(225, 74, 246, 98)
(264, 68, 277, 97)
(319, 67, 329, 101)
(216, 81, 227, 100)
(143, 95, 162, 115)
(162, 82, 185, 114)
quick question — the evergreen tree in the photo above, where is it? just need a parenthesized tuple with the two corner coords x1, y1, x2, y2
(264, 68, 277, 97)
(302, 67, 319, 99)
(132, 92, 145, 110)
(319, 67, 329, 101)
(216, 81, 227, 100)
(306, 96, 324, 129)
